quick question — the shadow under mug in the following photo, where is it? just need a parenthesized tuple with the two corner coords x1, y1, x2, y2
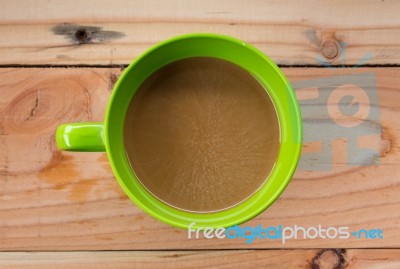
(56, 33, 302, 229)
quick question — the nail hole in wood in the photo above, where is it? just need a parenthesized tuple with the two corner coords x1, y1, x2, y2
(75, 29, 89, 43)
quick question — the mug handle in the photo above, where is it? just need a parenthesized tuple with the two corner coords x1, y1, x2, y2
(56, 122, 106, 152)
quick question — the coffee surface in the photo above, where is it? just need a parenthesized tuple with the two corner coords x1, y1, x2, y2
(124, 57, 280, 212)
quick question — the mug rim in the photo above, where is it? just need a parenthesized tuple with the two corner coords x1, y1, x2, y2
(104, 33, 302, 229)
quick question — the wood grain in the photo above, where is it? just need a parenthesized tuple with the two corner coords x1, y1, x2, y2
(0, 249, 399, 269)
(0, 67, 399, 250)
(1, 0, 400, 65)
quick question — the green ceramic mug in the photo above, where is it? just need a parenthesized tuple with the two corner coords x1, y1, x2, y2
(56, 33, 302, 229)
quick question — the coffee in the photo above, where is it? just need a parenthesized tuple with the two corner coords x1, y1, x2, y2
(124, 57, 280, 212)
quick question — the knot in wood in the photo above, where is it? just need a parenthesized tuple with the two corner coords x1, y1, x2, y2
(322, 39, 339, 59)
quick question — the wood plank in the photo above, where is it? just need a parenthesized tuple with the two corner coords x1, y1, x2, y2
(0, 67, 400, 250)
(0, 249, 399, 269)
(1, 0, 400, 65)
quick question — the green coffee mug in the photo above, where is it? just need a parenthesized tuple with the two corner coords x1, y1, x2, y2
(56, 33, 302, 229)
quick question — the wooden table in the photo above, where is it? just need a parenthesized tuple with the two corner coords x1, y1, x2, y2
(1, 0, 400, 268)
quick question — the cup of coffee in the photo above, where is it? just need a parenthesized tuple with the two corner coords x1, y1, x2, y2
(56, 33, 302, 229)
